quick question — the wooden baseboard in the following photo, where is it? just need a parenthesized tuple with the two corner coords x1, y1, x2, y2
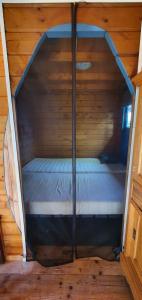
(120, 253, 142, 300)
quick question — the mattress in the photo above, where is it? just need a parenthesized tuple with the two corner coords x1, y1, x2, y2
(23, 158, 101, 173)
(23, 158, 126, 215)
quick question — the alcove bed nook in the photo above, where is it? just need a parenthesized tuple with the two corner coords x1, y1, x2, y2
(4, 22, 134, 266)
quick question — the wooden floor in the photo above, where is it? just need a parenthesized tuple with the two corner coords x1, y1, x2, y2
(0, 258, 133, 300)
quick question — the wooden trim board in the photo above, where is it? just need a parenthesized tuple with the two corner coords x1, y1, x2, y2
(122, 22, 142, 248)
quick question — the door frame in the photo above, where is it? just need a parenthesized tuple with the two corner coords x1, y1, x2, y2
(0, 0, 142, 261)
(122, 22, 142, 248)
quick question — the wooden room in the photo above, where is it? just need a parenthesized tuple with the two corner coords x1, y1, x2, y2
(0, 2, 142, 299)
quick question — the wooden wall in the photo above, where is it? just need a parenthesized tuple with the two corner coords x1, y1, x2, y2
(0, 3, 141, 261)
(4, 4, 141, 81)
(0, 33, 23, 262)
(15, 37, 124, 164)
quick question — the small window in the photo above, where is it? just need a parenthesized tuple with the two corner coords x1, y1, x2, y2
(122, 104, 132, 129)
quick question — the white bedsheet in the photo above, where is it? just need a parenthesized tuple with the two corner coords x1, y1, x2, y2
(23, 158, 126, 215)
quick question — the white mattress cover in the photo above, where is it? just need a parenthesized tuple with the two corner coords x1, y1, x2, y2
(23, 158, 126, 215)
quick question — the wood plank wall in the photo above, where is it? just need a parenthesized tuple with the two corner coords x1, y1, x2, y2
(15, 37, 124, 164)
(0, 33, 23, 262)
(4, 4, 141, 78)
(0, 3, 141, 261)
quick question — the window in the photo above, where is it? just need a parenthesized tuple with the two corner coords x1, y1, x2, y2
(122, 104, 132, 129)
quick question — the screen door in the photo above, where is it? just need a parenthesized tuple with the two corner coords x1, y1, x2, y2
(75, 27, 124, 261)
(14, 4, 129, 266)
(15, 24, 75, 266)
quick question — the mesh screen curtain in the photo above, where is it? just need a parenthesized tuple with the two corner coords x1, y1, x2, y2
(14, 4, 123, 266)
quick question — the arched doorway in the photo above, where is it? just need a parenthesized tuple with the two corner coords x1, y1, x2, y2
(5, 23, 134, 266)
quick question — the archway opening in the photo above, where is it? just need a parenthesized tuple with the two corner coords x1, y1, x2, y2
(6, 23, 134, 266)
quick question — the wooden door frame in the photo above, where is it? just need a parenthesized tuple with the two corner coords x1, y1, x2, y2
(0, 0, 142, 261)
(122, 23, 142, 248)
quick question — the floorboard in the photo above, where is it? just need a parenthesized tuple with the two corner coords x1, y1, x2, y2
(0, 258, 133, 300)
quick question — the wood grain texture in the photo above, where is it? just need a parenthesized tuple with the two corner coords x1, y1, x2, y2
(4, 119, 21, 231)
(3, 5, 142, 32)
(0, 258, 133, 300)
(132, 71, 142, 86)
(1, 3, 141, 262)
(0, 220, 4, 263)
(14, 37, 125, 164)
(121, 84, 142, 298)
(0, 33, 23, 262)
(121, 254, 142, 300)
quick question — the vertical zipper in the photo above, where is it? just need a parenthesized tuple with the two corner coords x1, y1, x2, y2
(71, 3, 77, 260)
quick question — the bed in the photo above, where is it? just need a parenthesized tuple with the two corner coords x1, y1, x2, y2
(23, 158, 126, 250)
(22, 158, 126, 215)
